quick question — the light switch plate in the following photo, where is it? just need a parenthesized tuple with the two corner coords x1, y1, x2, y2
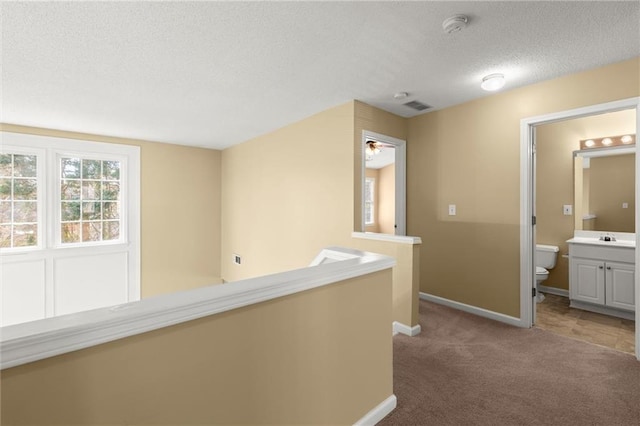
(448, 204, 456, 216)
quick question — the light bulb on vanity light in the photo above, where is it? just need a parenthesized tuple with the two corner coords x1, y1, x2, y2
(621, 135, 633, 144)
(481, 73, 505, 91)
(601, 137, 613, 146)
(584, 139, 595, 148)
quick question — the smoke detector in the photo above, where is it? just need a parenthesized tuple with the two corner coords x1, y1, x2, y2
(442, 15, 468, 34)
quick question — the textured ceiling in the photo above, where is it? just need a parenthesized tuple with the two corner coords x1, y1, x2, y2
(1, 1, 639, 150)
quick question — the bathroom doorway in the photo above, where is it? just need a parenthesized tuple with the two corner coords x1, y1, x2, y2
(520, 97, 640, 360)
(361, 130, 406, 236)
(534, 108, 636, 354)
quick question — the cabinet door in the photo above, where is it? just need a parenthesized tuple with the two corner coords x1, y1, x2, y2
(570, 258, 605, 305)
(605, 262, 635, 311)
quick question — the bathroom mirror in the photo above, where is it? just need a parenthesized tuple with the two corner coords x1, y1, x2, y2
(574, 146, 635, 233)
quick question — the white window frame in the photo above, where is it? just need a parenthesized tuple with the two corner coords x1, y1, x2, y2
(54, 150, 128, 248)
(365, 177, 375, 225)
(0, 146, 46, 252)
(0, 132, 140, 323)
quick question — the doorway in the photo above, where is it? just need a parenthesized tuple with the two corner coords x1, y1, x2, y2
(520, 97, 640, 360)
(361, 130, 406, 236)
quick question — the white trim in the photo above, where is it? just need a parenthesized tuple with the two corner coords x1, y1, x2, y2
(519, 97, 640, 361)
(1, 247, 395, 370)
(538, 285, 569, 298)
(569, 299, 635, 321)
(352, 231, 422, 245)
(353, 394, 397, 426)
(420, 292, 525, 328)
(361, 130, 407, 236)
(392, 321, 422, 336)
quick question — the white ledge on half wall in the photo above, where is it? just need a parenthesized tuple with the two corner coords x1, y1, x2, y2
(352, 232, 422, 245)
(1, 247, 395, 370)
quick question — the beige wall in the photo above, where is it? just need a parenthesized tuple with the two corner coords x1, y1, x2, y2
(1, 270, 394, 425)
(536, 109, 636, 290)
(0, 124, 222, 298)
(378, 163, 396, 234)
(221, 102, 355, 282)
(407, 58, 639, 317)
(590, 154, 635, 233)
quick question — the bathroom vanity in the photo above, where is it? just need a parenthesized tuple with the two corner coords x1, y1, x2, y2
(567, 233, 636, 320)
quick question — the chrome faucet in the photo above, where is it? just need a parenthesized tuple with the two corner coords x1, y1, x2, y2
(599, 233, 616, 242)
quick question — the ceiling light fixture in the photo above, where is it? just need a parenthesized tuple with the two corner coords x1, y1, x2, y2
(481, 73, 506, 91)
(442, 15, 468, 34)
(394, 92, 409, 100)
(366, 140, 381, 155)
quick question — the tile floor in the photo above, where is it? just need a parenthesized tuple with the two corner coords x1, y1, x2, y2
(535, 293, 635, 355)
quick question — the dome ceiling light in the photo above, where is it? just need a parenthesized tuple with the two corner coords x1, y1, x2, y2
(481, 73, 506, 91)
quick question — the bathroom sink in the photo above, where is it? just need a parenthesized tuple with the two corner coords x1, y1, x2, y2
(566, 237, 636, 248)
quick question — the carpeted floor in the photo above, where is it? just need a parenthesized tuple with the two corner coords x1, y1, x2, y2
(379, 300, 640, 425)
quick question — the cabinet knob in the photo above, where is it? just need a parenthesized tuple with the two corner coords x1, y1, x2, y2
(599, 266, 604, 269)
(606, 266, 611, 270)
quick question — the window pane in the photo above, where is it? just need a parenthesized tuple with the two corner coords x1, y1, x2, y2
(102, 182, 120, 201)
(82, 222, 102, 242)
(103, 221, 119, 241)
(61, 158, 81, 178)
(82, 159, 101, 179)
(103, 160, 120, 180)
(61, 222, 80, 243)
(13, 224, 37, 247)
(82, 181, 101, 200)
(13, 155, 37, 177)
(61, 180, 81, 200)
(61, 202, 81, 221)
(103, 202, 119, 220)
(13, 179, 37, 200)
(0, 202, 11, 223)
(0, 225, 11, 247)
(13, 201, 37, 223)
(82, 202, 101, 220)
(0, 155, 12, 177)
(0, 179, 10, 200)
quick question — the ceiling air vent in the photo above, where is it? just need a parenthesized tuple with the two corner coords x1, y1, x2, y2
(403, 100, 431, 111)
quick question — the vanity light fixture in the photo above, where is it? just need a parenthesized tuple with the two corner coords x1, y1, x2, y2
(580, 134, 636, 150)
(481, 73, 505, 91)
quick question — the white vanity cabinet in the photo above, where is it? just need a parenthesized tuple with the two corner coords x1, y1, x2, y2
(568, 239, 635, 319)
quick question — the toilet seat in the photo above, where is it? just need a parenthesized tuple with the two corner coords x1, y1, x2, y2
(536, 266, 548, 275)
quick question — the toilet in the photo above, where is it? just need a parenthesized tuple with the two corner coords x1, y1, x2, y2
(535, 244, 559, 303)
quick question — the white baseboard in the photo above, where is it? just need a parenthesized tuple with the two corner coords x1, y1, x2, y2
(353, 394, 397, 426)
(393, 321, 421, 336)
(538, 285, 569, 298)
(420, 292, 525, 328)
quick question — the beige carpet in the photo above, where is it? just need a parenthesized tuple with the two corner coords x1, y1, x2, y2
(380, 300, 640, 425)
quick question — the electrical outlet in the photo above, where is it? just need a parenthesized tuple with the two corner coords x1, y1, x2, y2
(448, 204, 456, 216)
(233, 254, 242, 265)
(622, 202, 629, 209)
(563, 205, 572, 215)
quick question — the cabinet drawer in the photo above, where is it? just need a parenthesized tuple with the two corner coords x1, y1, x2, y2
(568, 244, 635, 263)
